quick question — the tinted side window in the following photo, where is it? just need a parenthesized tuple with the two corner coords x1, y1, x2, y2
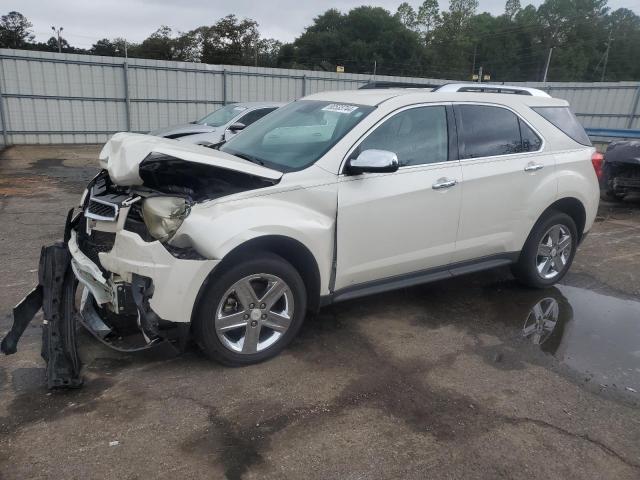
(237, 108, 277, 127)
(519, 119, 542, 152)
(457, 105, 523, 158)
(532, 106, 591, 146)
(358, 106, 448, 166)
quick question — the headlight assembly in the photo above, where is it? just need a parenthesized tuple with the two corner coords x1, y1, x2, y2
(141, 196, 191, 242)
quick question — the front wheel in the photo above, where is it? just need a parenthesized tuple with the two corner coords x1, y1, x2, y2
(512, 211, 578, 288)
(194, 253, 307, 366)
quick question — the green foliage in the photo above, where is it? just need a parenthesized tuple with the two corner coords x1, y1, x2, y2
(0, 11, 34, 48)
(286, 6, 427, 75)
(1, 1, 639, 81)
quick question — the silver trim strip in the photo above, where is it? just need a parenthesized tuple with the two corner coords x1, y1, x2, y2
(85, 194, 119, 222)
(435, 83, 551, 98)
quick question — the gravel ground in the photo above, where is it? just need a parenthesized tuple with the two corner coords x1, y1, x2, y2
(1, 144, 639, 480)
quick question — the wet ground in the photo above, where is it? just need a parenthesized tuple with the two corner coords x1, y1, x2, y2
(1, 145, 640, 479)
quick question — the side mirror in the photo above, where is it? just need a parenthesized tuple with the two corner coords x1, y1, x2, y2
(346, 149, 399, 175)
(228, 122, 246, 132)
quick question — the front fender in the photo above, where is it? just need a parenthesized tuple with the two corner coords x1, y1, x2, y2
(171, 183, 338, 294)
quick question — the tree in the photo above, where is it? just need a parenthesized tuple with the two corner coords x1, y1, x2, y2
(428, 0, 478, 77)
(286, 6, 426, 75)
(0, 11, 34, 48)
(191, 15, 262, 65)
(417, 0, 440, 40)
(1, 4, 640, 81)
(396, 3, 418, 30)
(136, 26, 178, 60)
(91, 39, 118, 56)
(505, 0, 522, 20)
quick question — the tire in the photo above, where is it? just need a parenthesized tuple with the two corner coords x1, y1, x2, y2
(511, 211, 578, 288)
(194, 252, 307, 366)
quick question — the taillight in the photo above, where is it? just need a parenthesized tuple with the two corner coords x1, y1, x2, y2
(591, 151, 604, 180)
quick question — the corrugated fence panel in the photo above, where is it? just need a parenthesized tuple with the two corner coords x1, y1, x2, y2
(0, 48, 638, 145)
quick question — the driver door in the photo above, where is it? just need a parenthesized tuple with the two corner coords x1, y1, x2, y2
(334, 104, 462, 291)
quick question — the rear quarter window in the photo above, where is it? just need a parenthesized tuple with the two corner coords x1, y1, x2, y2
(532, 107, 591, 146)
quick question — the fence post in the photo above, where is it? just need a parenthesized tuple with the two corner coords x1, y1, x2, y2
(0, 59, 8, 146)
(302, 74, 306, 97)
(123, 61, 131, 132)
(222, 69, 227, 105)
(627, 84, 640, 129)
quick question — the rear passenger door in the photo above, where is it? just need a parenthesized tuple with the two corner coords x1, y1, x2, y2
(452, 103, 556, 263)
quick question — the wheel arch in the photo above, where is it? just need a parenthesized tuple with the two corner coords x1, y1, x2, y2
(547, 197, 586, 240)
(192, 235, 322, 322)
(536, 197, 587, 242)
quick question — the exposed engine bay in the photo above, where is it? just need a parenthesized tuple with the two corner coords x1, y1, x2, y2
(139, 153, 278, 201)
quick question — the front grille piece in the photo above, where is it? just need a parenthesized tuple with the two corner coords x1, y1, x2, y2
(87, 198, 118, 220)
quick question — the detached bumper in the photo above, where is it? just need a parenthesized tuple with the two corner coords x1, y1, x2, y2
(70, 229, 218, 323)
(1, 243, 83, 389)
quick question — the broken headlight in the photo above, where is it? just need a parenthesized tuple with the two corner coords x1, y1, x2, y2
(141, 196, 190, 242)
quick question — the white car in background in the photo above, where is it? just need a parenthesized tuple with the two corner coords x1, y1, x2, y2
(150, 102, 284, 146)
(7, 84, 600, 372)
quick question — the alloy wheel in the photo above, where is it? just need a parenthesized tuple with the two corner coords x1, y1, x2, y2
(215, 273, 294, 354)
(536, 225, 572, 280)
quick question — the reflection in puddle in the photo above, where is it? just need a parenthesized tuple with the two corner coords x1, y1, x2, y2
(520, 285, 640, 393)
(522, 296, 560, 347)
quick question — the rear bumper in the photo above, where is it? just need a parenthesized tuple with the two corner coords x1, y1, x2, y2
(70, 229, 218, 323)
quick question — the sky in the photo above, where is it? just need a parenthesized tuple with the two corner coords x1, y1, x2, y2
(8, 0, 640, 49)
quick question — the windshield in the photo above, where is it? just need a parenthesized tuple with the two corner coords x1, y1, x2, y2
(220, 100, 375, 172)
(197, 104, 248, 127)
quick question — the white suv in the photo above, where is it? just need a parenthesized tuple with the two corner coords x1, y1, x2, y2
(69, 84, 600, 365)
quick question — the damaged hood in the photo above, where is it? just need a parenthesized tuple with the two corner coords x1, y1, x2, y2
(149, 123, 216, 137)
(99, 132, 283, 186)
(605, 140, 640, 166)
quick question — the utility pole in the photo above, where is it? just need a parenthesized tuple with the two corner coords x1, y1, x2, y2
(601, 30, 613, 82)
(373, 60, 377, 80)
(478, 66, 483, 83)
(51, 26, 63, 54)
(542, 47, 553, 83)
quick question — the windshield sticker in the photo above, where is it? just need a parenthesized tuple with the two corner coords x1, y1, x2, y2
(321, 104, 359, 114)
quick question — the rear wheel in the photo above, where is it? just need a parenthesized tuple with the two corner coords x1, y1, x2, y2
(194, 253, 307, 365)
(512, 211, 577, 288)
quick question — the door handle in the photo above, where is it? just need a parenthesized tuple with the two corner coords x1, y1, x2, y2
(524, 163, 544, 172)
(432, 178, 458, 190)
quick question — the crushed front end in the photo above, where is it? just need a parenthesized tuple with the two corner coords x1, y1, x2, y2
(1, 133, 282, 388)
(68, 170, 218, 349)
(2, 170, 218, 387)
(601, 140, 640, 199)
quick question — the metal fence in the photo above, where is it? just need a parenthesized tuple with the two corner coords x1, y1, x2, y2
(0, 48, 639, 146)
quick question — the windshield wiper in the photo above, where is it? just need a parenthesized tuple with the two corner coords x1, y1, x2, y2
(230, 152, 265, 166)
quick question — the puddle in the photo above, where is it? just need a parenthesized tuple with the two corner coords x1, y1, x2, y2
(522, 284, 640, 393)
(400, 272, 640, 396)
(27, 157, 99, 193)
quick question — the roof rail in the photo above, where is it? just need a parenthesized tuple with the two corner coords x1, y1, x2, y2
(359, 81, 439, 90)
(433, 83, 551, 98)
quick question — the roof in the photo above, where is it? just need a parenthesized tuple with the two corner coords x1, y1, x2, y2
(302, 89, 568, 108)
